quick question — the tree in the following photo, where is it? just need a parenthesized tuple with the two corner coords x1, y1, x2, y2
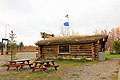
(59, 25, 65, 36)
(19, 42, 24, 50)
(59, 25, 70, 36)
(9, 30, 17, 60)
(112, 40, 120, 54)
(94, 27, 120, 52)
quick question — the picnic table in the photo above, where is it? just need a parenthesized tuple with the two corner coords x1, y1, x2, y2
(32, 60, 59, 72)
(6, 59, 32, 71)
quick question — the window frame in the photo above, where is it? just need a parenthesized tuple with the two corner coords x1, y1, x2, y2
(58, 45, 69, 53)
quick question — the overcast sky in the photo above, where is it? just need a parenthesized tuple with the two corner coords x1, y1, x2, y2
(0, 0, 120, 45)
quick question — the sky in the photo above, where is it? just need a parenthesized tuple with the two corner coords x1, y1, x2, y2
(0, 0, 120, 45)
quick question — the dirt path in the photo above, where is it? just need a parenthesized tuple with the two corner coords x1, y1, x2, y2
(62, 59, 119, 80)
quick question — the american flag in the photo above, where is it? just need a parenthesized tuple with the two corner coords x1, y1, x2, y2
(65, 14, 69, 18)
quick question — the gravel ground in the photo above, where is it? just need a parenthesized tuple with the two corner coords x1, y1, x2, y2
(0, 52, 36, 75)
(62, 59, 119, 80)
(0, 53, 119, 80)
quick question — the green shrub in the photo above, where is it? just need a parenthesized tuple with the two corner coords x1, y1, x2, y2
(109, 52, 116, 55)
(112, 41, 120, 54)
(55, 57, 91, 62)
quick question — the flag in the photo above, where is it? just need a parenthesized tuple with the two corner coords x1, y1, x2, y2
(64, 22, 69, 26)
(65, 14, 69, 18)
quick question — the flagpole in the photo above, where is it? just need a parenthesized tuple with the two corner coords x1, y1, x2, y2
(64, 14, 70, 36)
(67, 14, 70, 36)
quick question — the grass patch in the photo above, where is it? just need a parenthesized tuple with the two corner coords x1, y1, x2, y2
(71, 73, 80, 77)
(105, 52, 120, 59)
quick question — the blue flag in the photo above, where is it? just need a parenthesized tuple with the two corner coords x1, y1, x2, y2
(64, 22, 69, 26)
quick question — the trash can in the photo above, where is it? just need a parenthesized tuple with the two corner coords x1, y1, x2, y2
(98, 52, 105, 61)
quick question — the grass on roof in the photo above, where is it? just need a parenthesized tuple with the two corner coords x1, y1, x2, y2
(36, 34, 107, 44)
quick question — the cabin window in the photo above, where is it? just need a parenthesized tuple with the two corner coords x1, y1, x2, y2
(59, 45, 69, 53)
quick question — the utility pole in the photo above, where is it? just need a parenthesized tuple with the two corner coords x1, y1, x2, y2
(5, 24, 9, 38)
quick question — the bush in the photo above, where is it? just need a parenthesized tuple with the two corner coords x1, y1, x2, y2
(112, 41, 120, 54)
(55, 57, 91, 62)
(109, 52, 116, 55)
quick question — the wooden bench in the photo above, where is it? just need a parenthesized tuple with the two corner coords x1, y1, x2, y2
(43, 64, 59, 70)
(6, 64, 23, 71)
(50, 65, 59, 70)
(32, 60, 59, 72)
(32, 62, 47, 72)
(6, 63, 34, 71)
(27, 63, 34, 69)
(6, 59, 33, 71)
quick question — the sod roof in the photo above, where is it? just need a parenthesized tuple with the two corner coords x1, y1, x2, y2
(35, 35, 108, 45)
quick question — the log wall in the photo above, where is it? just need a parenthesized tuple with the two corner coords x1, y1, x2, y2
(70, 44, 92, 54)
(40, 45, 58, 58)
(40, 43, 99, 60)
(41, 45, 58, 54)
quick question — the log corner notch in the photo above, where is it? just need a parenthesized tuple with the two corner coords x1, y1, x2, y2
(40, 32, 55, 40)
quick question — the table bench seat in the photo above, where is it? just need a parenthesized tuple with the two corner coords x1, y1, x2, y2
(44, 64, 59, 70)
(32, 60, 59, 72)
(32, 66, 47, 72)
(33, 67, 47, 70)
(27, 63, 34, 69)
(6, 59, 32, 71)
(6, 64, 23, 71)
(19, 63, 34, 69)
(50, 65, 59, 70)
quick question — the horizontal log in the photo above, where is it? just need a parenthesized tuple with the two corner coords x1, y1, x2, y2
(71, 44, 92, 46)
(71, 46, 91, 48)
(71, 49, 91, 51)
(41, 54, 58, 56)
(71, 53, 92, 56)
(42, 52, 57, 54)
(71, 51, 92, 53)
(70, 47, 91, 50)
(58, 53, 71, 55)
(42, 47, 57, 50)
(42, 46, 57, 48)
(42, 50, 58, 52)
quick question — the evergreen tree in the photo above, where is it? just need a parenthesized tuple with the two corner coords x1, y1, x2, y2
(19, 42, 24, 50)
(9, 30, 17, 60)
(112, 40, 120, 54)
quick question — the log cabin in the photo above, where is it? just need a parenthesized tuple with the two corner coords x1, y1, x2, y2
(35, 35, 108, 60)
